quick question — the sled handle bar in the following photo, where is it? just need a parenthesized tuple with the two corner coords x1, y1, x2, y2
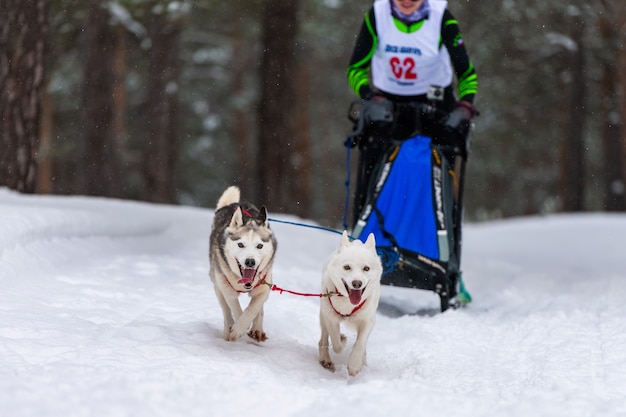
(345, 99, 440, 146)
(346, 99, 448, 130)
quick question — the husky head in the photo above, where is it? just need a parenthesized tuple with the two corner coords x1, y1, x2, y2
(223, 206, 276, 290)
(325, 231, 382, 305)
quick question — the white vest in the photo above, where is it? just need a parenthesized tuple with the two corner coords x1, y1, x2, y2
(371, 0, 453, 96)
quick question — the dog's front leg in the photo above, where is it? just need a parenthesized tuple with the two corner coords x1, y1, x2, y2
(212, 285, 243, 341)
(318, 311, 334, 371)
(229, 287, 269, 342)
(248, 305, 267, 342)
(347, 319, 374, 377)
(327, 316, 346, 354)
(212, 281, 236, 341)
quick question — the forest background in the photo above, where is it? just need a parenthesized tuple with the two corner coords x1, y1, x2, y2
(2, 0, 625, 227)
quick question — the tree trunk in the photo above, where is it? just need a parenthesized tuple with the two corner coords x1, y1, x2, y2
(37, 89, 54, 193)
(558, 13, 586, 212)
(619, 4, 626, 210)
(292, 54, 312, 218)
(598, 9, 625, 211)
(0, 0, 49, 193)
(142, 8, 182, 204)
(232, 19, 254, 194)
(256, 0, 299, 212)
(82, 1, 120, 197)
(112, 25, 129, 176)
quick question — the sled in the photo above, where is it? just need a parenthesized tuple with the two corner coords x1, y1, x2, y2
(346, 100, 471, 312)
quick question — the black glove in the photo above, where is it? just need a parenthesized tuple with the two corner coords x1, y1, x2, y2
(345, 89, 395, 148)
(445, 102, 475, 129)
(361, 97, 393, 125)
(443, 101, 477, 139)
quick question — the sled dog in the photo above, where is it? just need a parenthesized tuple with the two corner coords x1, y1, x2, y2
(209, 186, 277, 342)
(318, 231, 382, 376)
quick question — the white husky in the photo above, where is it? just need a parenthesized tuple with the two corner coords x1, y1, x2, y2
(318, 231, 382, 376)
(209, 186, 277, 342)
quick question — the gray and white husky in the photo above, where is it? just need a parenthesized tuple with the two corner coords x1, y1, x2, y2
(209, 186, 277, 342)
(318, 231, 382, 376)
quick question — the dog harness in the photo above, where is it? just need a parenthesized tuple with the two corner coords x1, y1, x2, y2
(328, 290, 368, 317)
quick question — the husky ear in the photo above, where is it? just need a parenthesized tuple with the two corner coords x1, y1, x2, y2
(364, 232, 376, 249)
(341, 230, 351, 247)
(257, 206, 269, 226)
(230, 207, 244, 228)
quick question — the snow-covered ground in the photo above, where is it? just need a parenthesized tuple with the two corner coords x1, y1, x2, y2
(1, 187, 625, 417)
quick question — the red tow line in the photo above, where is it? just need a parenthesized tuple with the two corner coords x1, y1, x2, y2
(266, 282, 365, 317)
(267, 283, 338, 298)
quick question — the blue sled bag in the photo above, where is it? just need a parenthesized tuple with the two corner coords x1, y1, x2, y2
(353, 135, 459, 302)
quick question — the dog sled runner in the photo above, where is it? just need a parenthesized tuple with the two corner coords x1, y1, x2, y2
(346, 100, 471, 312)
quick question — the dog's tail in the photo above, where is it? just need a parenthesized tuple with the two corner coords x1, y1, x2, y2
(216, 186, 241, 209)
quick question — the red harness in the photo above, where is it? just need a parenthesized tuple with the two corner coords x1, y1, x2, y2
(327, 289, 367, 317)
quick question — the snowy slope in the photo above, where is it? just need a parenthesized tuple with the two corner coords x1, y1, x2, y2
(1, 188, 625, 417)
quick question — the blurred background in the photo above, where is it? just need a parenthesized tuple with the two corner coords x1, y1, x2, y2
(2, 0, 625, 227)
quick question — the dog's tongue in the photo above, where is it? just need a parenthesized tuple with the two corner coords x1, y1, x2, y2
(238, 268, 256, 285)
(348, 288, 363, 305)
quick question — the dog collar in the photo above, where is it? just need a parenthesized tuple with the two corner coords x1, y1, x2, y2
(328, 291, 367, 317)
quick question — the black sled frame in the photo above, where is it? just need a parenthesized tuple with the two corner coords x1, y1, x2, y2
(346, 100, 472, 312)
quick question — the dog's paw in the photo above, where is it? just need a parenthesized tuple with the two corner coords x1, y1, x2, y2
(347, 352, 365, 377)
(222, 327, 235, 341)
(320, 359, 335, 372)
(347, 364, 362, 377)
(247, 330, 268, 342)
(228, 326, 244, 342)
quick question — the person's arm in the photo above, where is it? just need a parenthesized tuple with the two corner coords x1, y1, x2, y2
(347, 9, 378, 99)
(441, 9, 478, 105)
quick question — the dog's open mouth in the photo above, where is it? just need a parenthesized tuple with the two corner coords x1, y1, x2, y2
(238, 267, 257, 289)
(343, 280, 365, 306)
